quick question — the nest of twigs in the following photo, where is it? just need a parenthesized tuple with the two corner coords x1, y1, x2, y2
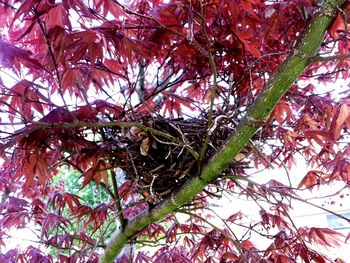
(107, 113, 248, 201)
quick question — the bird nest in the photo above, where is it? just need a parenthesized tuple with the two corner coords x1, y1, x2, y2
(108, 113, 247, 201)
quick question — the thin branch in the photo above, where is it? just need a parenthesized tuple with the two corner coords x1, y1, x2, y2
(1, 121, 199, 160)
(236, 176, 350, 224)
(309, 53, 350, 62)
(200, 50, 217, 161)
(206, 206, 245, 252)
(177, 209, 244, 257)
(34, 10, 69, 110)
(194, 0, 219, 162)
(110, 169, 125, 228)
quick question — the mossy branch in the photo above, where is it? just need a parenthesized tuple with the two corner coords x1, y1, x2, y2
(99, 1, 346, 262)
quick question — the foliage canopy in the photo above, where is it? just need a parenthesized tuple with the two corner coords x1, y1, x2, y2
(1, 0, 350, 262)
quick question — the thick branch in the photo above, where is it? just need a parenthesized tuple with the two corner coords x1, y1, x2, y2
(100, 1, 346, 262)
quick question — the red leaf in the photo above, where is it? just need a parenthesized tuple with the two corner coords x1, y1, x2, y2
(85, 203, 109, 231)
(242, 240, 254, 250)
(74, 105, 98, 121)
(0, 40, 44, 71)
(48, 191, 82, 212)
(220, 252, 238, 262)
(8, 80, 45, 117)
(40, 108, 73, 123)
(61, 68, 85, 97)
(243, 40, 261, 58)
(12, 0, 40, 23)
(80, 159, 111, 189)
(163, 95, 195, 117)
(93, 160, 111, 187)
(1, 211, 30, 228)
(272, 101, 294, 124)
(150, 3, 184, 26)
(104, 59, 124, 75)
(41, 213, 71, 239)
(329, 14, 345, 38)
(102, 0, 123, 18)
(20, 153, 48, 187)
(94, 100, 124, 117)
(45, 4, 71, 30)
(62, 0, 94, 18)
(227, 211, 244, 222)
(297, 170, 327, 190)
(345, 232, 350, 243)
(80, 168, 95, 190)
(301, 227, 345, 248)
(135, 252, 152, 263)
(183, 236, 195, 248)
(330, 104, 350, 139)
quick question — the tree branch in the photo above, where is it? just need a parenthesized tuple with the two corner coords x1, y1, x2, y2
(1, 121, 199, 160)
(110, 169, 125, 228)
(309, 53, 350, 62)
(99, 1, 346, 262)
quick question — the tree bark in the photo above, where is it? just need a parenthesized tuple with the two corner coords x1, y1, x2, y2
(100, 1, 346, 262)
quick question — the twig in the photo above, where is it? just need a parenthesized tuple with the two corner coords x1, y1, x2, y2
(236, 176, 350, 223)
(34, 10, 69, 110)
(110, 169, 125, 228)
(197, 0, 218, 161)
(177, 208, 244, 257)
(1, 120, 199, 159)
(309, 53, 350, 62)
(150, 175, 158, 201)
